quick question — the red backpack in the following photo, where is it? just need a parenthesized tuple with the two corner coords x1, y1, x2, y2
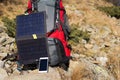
(27, 0, 71, 70)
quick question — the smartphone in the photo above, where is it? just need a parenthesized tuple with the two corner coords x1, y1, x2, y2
(38, 57, 48, 73)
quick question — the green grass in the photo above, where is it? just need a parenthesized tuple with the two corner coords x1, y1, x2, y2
(69, 24, 90, 45)
(98, 6, 120, 19)
(2, 17, 16, 38)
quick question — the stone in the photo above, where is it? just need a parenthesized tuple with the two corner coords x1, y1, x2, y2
(96, 57, 108, 66)
(84, 44, 93, 49)
(0, 47, 8, 53)
(0, 60, 4, 68)
(90, 39, 96, 44)
(4, 67, 62, 80)
(0, 37, 6, 44)
(9, 43, 15, 51)
(81, 39, 87, 44)
(86, 25, 96, 34)
(80, 58, 115, 80)
(0, 27, 4, 33)
(0, 33, 9, 39)
(100, 42, 111, 48)
(74, 10, 83, 16)
(72, 54, 80, 60)
(92, 44, 100, 53)
(2, 38, 15, 46)
(0, 68, 8, 80)
(0, 53, 7, 58)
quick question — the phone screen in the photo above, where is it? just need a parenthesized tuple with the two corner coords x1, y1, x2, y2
(39, 57, 48, 73)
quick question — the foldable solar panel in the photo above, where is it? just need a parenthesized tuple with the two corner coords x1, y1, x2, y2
(16, 11, 48, 64)
(16, 11, 46, 38)
(17, 37, 48, 64)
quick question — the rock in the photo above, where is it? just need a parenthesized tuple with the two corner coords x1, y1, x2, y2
(84, 44, 93, 49)
(0, 45, 11, 53)
(0, 68, 8, 80)
(71, 54, 80, 60)
(0, 27, 5, 33)
(79, 58, 115, 80)
(0, 53, 7, 58)
(4, 67, 62, 80)
(111, 26, 120, 36)
(90, 39, 96, 44)
(74, 10, 83, 16)
(100, 42, 111, 48)
(92, 44, 100, 53)
(0, 60, 4, 68)
(96, 57, 108, 66)
(0, 47, 8, 53)
(0, 37, 6, 44)
(2, 38, 15, 46)
(9, 43, 15, 51)
(110, 36, 120, 44)
(86, 25, 96, 34)
(0, 33, 9, 39)
(81, 39, 87, 44)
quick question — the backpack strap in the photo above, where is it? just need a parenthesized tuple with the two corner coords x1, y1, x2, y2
(55, 0, 70, 40)
(31, 0, 40, 12)
(55, 0, 60, 28)
(26, 0, 39, 14)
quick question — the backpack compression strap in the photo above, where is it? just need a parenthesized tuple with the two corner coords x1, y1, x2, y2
(26, 0, 40, 13)
(55, 0, 70, 40)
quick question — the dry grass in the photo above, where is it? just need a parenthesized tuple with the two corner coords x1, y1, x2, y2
(71, 62, 94, 80)
(63, 0, 120, 36)
(107, 52, 120, 80)
(64, 0, 120, 79)
(0, 0, 27, 21)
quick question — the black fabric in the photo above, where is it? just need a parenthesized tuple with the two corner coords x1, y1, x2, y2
(63, 14, 71, 37)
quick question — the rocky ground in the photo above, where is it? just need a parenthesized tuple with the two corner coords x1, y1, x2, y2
(0, 25, 15, 55)
(0, 0, 120, 80)
(0, 23, 119, 80)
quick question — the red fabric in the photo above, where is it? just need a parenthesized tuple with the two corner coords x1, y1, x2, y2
(27, 0, 32, 13)
(49, 29, 71, 57)
(49, 0, 71, 57)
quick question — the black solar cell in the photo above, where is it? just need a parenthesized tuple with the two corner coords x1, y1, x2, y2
(16, 11, 46, 38)
(17, 37, 48, 64)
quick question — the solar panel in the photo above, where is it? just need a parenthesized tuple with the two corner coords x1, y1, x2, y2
(17, 37, 48, 64)
(16, 11, 46, 38)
